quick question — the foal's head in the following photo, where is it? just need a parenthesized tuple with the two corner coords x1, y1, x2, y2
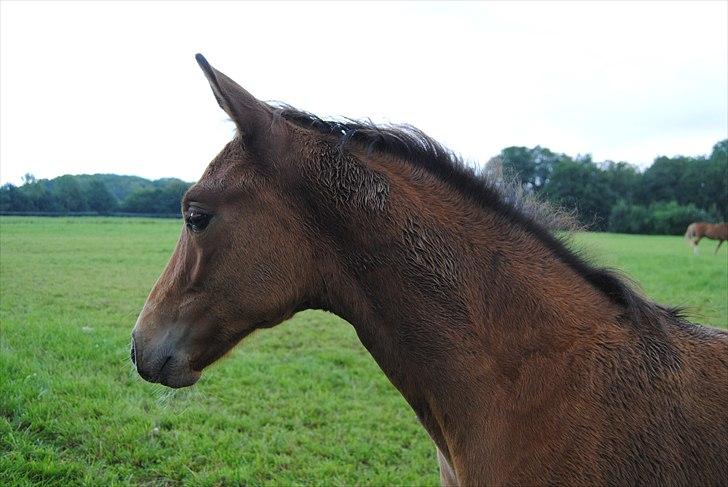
(131, 55, 320, 387)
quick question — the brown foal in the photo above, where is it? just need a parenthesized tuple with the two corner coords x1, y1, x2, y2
(131, 55, 728, 485)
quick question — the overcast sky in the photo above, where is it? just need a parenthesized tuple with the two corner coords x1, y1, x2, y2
(1, 1, 726, 185)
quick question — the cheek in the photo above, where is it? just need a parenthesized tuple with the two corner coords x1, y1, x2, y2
(222, 236, 305, 302)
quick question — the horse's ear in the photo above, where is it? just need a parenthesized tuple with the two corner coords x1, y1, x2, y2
(195, 53, 275, 144)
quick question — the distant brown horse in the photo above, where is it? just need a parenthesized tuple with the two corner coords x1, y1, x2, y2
(684, 222, 728, 255)
(131, 55, 728, 485)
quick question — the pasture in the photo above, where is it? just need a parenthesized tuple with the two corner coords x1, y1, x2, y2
(1, 217, 726, 486)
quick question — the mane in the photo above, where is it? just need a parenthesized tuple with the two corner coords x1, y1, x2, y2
(272, 104, 683, 327)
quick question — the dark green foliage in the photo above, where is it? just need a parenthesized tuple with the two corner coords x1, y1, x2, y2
(708, 140, 728, 219)
(498, 139, 727, 233)
(72, 174, 163, 202)
(120, 180, 189, 214)
(499, 145, 561, 193)
(52, 175, 87, 212)
(601, 161, 641, 204)
(21, 181, 57, 211)
(120, 188, 165, 213)
(636, 146, 727, 218)
(0, 184, 31, 212)
(641, 156, 690, 204)
(83, 180, 117, 213)
(608, 201, 652, 234)
(648, 201, 714, 235)
(609, 201, 713, 235)
(544, 156, 615, 230)
(0, 174, 192, 215)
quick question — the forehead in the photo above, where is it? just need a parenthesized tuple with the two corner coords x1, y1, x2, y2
(183, 138, 258, 205)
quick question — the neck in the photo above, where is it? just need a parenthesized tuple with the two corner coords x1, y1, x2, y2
(298, 145, 623, 477)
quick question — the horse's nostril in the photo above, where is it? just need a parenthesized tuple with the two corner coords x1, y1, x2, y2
(130, 337, 137, 366)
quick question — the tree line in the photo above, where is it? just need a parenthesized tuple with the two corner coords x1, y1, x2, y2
(0, 174, 191, 216)
(495, 139, 727, 234)
(1, 139, 726, 234)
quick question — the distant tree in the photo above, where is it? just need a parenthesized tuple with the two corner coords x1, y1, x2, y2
(640, 156, 687, 205)
(158, 180, 190, 213)
(0, 183, 31, 211)
(120, 188, 163, 213)
(21, 173, 37, 185)
(708, 139, 728, 219)
(74, 174, 157, 202)
(600, 161, 641, 204)
(649, 201, 714, 235)
(120, 180, 190, 214)
(641, 149, 727, 220)
(544, 157, 613, 229)
(52, 175, 87, 212)
(608, 200, 714, 235)
(84, 180, 117, 213)
(710, 139, 728, 163)
(499, 146, 562, 193)
(22, 181, 57, 211)
(684, 157, 726, 219)
(608, 200, 651, 234)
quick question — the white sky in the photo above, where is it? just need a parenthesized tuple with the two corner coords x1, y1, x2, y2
(1, 1, 726, 185)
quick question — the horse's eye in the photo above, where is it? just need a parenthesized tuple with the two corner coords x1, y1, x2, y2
(186, 210, 212, 233)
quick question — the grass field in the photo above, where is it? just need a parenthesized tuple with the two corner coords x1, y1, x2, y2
(1, 217, 726, 486)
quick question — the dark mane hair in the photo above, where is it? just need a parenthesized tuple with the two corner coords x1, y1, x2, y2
(273, 104, 681, 326)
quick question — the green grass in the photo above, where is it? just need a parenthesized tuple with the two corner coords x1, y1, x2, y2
(573, 232, 727, 327)
(1, 218, 726, 486)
